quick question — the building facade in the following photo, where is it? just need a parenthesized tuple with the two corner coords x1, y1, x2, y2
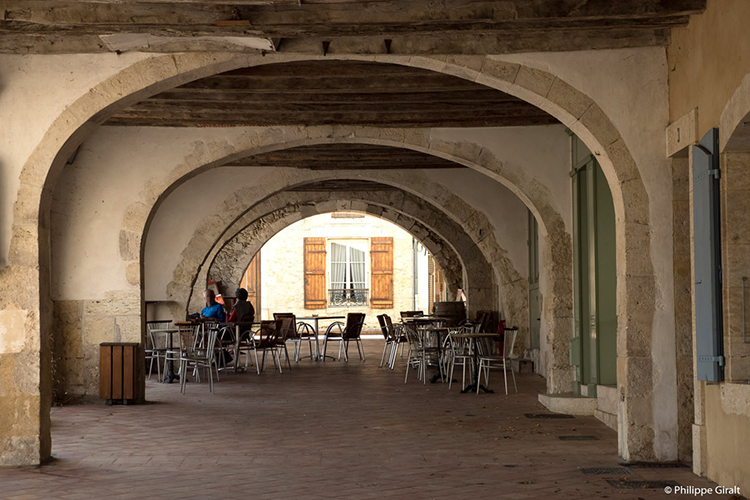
(0, 0, 749, 493)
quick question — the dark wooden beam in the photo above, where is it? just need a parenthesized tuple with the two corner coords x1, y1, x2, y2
(227, 147, 465, 171)
(0, 0, 705, 54)
(287, 180, 400, 191)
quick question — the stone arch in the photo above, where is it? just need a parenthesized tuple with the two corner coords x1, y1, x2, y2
(7, 52, 657, 465)
(720, 71, 750, 152)
(156, 169, 528, 352)
(211, 205, 464, 299)
(203, 191, 495, 314)
(717, 73, 750, 383)
(141, 132, 565, 387)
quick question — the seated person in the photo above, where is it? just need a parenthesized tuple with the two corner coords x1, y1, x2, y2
(228, 288, 255, 343)
(200, 289, 226, 323)
(228, 288, 255, 323)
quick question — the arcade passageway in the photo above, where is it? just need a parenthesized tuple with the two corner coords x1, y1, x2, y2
(0, 341, 719, 500)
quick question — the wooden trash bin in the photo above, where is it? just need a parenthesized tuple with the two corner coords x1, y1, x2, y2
(99, 342, 139, 405)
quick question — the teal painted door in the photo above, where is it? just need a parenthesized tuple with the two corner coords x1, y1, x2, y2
(594, 164, 617, 386)
(571, 136, 617, 395)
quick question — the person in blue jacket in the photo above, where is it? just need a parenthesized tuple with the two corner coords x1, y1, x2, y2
(200, 289, 226, 322)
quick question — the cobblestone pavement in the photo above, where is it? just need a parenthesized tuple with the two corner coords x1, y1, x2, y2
(0, 341, 725, 499)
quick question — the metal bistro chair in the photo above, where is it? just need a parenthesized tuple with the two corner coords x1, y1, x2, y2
(477, 327, 519, 395)
(179, 324, 219, 395)
(250, 319, 284, 374)
(273, 313, 295, 370)
(146, 320, 172, 380)
(446, 327, 474, 391)
(377, 314, 394, 368)
(296, 320, 318, 361)
(403, 323, 425, 383)
(383, 314, 408, 369)
(322, 313, 366, 362)
(214, 324, 236, 372)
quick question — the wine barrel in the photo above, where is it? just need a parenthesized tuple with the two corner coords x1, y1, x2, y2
(433, 301, 467, 326)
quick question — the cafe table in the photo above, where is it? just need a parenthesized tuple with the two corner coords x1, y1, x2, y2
(424, 326, 452, 383)
(296, 315, 345, 361)
(403, 317, 450, 383)
(215, 321, 259, 372)
(450, 332, 502, 394)
(159, 321, 200, 383)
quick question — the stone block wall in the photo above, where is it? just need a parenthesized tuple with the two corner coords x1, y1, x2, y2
(51, 291, 142, 403)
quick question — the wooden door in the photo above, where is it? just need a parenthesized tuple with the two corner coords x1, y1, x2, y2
(241, 250, 262, 315)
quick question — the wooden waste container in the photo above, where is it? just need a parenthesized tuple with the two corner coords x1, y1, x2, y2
(99, 343, 139, 405)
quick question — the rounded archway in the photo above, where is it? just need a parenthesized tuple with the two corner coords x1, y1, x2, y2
(6, 53, 662, 466)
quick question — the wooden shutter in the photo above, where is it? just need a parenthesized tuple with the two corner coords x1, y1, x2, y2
(304, 237, 327, 309)
(370, 237, 393, 309)
(692, 128, 724, 382)
(241, 250, 261, 314)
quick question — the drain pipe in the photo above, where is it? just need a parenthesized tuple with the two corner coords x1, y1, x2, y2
(744, 277, 749, 344)
(743, 277, 750, 384)
(413, 238, 418, 310)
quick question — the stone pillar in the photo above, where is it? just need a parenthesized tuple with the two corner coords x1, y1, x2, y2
(542, 230, 575, 394)
(0, 259, 49, 465)
(719, 152, 750, 382)
(671, 157, 695, 461)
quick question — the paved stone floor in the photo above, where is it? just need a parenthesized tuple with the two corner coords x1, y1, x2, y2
(0, 341, 728, 499)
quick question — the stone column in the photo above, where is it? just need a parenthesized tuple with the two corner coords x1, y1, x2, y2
(542, 230, 575, 394)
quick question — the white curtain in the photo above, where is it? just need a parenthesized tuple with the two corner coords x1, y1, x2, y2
(331, 242, 347, 290)
(349, 247, 366, 290)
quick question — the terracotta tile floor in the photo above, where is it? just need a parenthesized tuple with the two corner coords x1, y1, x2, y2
(0, 340, 725, 499)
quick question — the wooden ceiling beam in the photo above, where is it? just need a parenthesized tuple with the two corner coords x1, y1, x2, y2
(0, 15, 692, 37)
(1, 1, 704, 28)
(0, 0, 704, 54)
(0, 28, 675, 54)
(148, 89, 515, 104)
(224, 145, 465, 170)
(103, 115, 559, 127)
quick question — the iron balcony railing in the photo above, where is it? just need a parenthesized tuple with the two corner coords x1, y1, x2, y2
(328, 288, 369, 307)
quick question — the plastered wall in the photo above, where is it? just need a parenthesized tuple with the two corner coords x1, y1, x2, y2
(0, 53, 149, 269)
(669, 0, 750, 135)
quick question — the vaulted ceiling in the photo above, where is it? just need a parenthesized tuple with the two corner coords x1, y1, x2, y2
(104, 61, 558, 128)
(1, 0, 705, 55)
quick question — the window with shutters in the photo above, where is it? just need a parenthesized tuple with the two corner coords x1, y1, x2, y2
(304, 236, 394, 309)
